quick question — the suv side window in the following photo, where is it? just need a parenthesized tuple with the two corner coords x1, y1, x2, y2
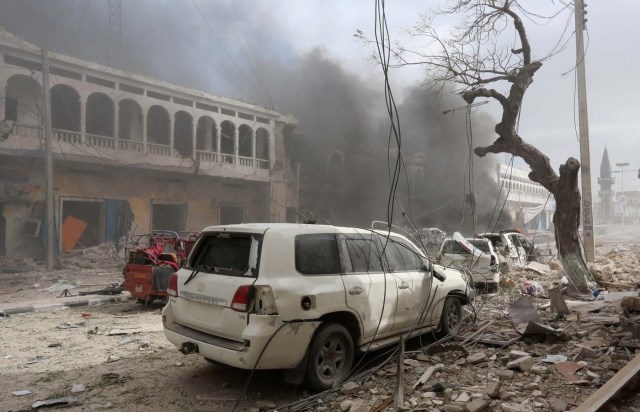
(341, 237, 383, 273)
(295, 234, 340, 275)
(378, 235, 423, 272)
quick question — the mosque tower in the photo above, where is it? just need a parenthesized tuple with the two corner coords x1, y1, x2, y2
(598, 147, 615, 224)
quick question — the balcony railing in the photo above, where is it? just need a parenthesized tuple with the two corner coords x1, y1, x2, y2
(118, 139, 144, 153)
(147, 142, 171, 156)
(86, 133, 116, 149)
(197, 151, 218, 163)
(54, 129, 82, 144)
(9, 125, 270, 173)
(238, 156, 253, 167)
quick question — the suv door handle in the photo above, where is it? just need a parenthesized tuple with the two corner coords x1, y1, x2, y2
(348, 287, 363, 295)
(398, 282, 409, 290)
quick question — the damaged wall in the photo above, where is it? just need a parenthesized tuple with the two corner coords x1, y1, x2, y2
(0, 159, 271, 258)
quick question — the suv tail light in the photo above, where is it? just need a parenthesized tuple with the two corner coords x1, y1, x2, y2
(167, 273, 178, 297)
(231, 285, 253, 312)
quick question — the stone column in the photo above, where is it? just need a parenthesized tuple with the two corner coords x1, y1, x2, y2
(169, 113, 174, 157)
(233, 127, 239, 164)
(80, 98, 86, 143)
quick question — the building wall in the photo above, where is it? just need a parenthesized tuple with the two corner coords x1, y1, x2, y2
(1, 158, 269, 258)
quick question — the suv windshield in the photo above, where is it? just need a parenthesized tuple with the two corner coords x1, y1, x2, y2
(189, 233, 262, 277)
(467, 240, 490, 254)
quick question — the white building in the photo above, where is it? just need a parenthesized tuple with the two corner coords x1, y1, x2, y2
(497, 163, 554, 231)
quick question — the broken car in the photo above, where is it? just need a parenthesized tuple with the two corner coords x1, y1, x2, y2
(477, 230, 538, 268)
(437, 233, 500, 292)
(162, 223, 474, 390)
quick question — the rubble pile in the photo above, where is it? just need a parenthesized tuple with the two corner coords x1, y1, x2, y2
(589, 245, 640, 288)
(59, 242, 121, 270)
(304, 262, 640, 412)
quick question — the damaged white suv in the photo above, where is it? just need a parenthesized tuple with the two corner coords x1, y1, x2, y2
(162, 224, 473, 390)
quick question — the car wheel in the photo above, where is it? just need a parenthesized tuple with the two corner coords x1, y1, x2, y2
(440, 296, 463, 336)
(306, 323, 354, 391)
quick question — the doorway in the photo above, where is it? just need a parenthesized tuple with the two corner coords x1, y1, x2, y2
(60, 198, 105, 250)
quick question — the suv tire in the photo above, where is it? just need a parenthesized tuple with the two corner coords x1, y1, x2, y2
(306, 322, 354, 391)
(440, 296, 462, 336)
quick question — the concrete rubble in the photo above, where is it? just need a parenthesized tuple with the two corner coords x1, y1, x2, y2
(291, 244, 640, 412)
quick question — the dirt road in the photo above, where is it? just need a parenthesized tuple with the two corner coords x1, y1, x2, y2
(1, 302, 304, 412)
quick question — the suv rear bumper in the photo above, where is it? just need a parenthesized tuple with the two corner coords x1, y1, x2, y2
(162, 304, 321, 370)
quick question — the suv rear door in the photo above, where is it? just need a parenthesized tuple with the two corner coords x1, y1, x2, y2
(170, 231, 263, 342)
(338, 234, 397, 339)
(380, 235, 433, 332)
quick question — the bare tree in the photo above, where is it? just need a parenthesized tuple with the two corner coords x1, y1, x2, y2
(373, 0, 592, 293)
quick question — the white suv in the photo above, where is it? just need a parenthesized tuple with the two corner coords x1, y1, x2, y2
(162, 224, 473, 390)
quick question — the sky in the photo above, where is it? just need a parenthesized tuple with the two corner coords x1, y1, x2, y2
(1, 0, 639, 194)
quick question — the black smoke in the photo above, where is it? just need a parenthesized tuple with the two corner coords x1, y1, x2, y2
(0, 0, 507, 234)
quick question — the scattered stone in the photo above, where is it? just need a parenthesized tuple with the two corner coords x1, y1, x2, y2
(404, 358, 421, 367)
(577, 346, 598, 360)
(467, 399, 489, 412)
(467, 352, 487, 364)
(539, 354, 567, 363)
(423, 392, 437, 398)
(455, 357, 466, 365)
(497, 370, 514, 379)
(12, 390, 32, 396)
(530, 364, 548, 375)
(175, 361, 184, 367)
(71, 384, 85, 393)
(549, 398, 568, 412)
(106, 354, 121, 363)
(501, 403, 531, 412)
(32, 397, 79, 409)
(48, 342, 62, 348)
(349, 400, 368, 412)
(486, 381, 501, 399)
(340, 399, 353, 412)
(26, 356, 39, 364)
(586, 370, 600, 380)
(340, 381, 360, 395)
(455, 392, 471, 402)
(506, 356, 534, 372)
(255, 400, 276, 410)
(509, 350, 530, 359)
(444, 405, 465, 412)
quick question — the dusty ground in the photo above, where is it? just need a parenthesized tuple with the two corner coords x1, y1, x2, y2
(2, 228, 640, 412)
(0, 302, 306, 412)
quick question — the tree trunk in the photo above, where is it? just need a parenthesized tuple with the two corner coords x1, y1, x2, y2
(552, 157, 592, 294)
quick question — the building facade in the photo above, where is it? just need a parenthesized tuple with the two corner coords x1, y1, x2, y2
(0, 28, 298, 258)
(497, 163, 553, 231)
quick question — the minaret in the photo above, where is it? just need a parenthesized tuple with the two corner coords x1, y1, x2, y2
(598, 147, 615, 224)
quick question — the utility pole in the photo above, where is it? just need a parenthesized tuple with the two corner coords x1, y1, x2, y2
(574, 0, 595, 262)
(41, 50, 54, 270)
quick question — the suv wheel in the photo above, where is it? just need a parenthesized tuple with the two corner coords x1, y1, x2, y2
(440, 296, 463, 336)
(306, 323, 354, 391)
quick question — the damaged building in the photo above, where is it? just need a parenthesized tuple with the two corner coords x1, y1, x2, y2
(0, 28, 298, 259)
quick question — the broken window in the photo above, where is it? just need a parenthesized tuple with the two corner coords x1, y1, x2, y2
(118, 99, 143, 140)
(295, 234, 340, 275)
(5, 74, 42, 126)
(173, 111, 193, 157)
(219, 205, 244, 224)
(61, 199, 105, 250)
(220, 120, 235, 160)
(147, 105, 170, 145)
(51, 84, 80, 131)
(196, 116, 216, 151)
(238, 124, 253, 158)
(151, 202, 186, 232)
(86, 92, 114, 137)
(256, 128, 269, 160)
